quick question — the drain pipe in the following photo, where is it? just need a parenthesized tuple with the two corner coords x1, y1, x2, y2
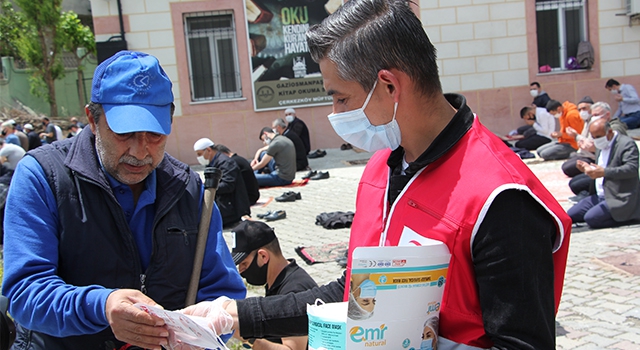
(117, 0, 126, 42)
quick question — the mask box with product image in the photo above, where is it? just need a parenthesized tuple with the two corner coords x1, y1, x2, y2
(308, 244, 450, 350)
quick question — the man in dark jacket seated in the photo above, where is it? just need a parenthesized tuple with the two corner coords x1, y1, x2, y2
(194, 137, 252, 227)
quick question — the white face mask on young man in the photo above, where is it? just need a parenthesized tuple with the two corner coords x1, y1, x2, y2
(530, 89, 539, 97)
(328, 80, 402, 152)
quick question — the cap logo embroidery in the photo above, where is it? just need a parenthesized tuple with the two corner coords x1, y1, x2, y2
(133, 74, 151, 92)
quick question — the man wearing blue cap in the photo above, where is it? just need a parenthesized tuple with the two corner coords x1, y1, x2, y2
(1, 51, 246, 350)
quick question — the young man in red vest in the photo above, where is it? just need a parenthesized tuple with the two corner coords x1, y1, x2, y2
(181, 1, 572, 348)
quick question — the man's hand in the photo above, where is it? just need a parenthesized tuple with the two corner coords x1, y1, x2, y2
(577, 139, 594, 152)
(614, 94, 623, 102)
(551, 131, 561, 139)
(105, 289, 169, 350)
(565, 126, 578, 138)
(584, 163, 605, 179)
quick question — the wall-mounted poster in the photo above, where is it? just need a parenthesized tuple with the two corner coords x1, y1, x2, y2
(245, 0, 342, 111)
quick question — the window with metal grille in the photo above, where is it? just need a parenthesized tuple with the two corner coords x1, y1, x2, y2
(185, 11, 242, 101)
(535, 0, 587, 71)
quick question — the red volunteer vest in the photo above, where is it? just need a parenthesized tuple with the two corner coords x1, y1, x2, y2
(345, 117, 571, 349)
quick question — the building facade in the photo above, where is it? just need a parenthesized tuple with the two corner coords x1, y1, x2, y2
(89, 0, 640, 164)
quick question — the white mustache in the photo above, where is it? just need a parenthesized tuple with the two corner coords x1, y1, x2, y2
(119, 155, 153, 166)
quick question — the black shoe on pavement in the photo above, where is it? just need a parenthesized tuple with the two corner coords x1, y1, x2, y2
(264, 210, 286, 221)
(275, 191, 301, 202)
(310, 171, 330, 180)
(256, 211, 272, 219)
(302, 170, 317, 179)
(308, 150, 327, 159)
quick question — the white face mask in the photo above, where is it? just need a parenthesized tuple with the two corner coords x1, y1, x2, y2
(593, 135, 610, 150)
(264, 137, 271, 145)
(610, 89, 619, 95)
(552, 112, 562, 119)
(579, 110, 590, 121)
(285, 115, 294, 123)
(328, 81, 402, 152)
(530, 89, 539, 97)
(197, 155, 208, 166)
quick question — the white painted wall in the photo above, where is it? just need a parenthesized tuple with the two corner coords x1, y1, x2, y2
(598, 0, 640, 78)
(90, 0, 183, 116)
(419, 0, 528, 93)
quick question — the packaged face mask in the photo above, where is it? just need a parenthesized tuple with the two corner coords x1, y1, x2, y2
(308, 244, 450, 350)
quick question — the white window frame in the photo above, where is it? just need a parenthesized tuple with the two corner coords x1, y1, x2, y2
(535, 0, 588, 71)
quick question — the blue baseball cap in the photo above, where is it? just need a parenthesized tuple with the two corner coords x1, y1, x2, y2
(91, 51, 173, 135)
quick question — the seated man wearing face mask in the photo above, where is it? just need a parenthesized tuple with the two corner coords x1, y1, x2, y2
(251, 127, 296, 187)
(529, 82, 551, 108)
(562, 96, 595, 178)
(194, 137, 251, 228)
(567, 118, 640, 228)
(231, 221, 317, 350)
(284, 108, 311, 155)
(566, 102, 629, 200)
(536, 99, 584, 161)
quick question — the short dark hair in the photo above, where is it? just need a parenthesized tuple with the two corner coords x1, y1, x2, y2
(520, 106, 534, 118)
(259, 126, 273, 140)
(213, 143, 231, 154)
(545, 100, 562, 113)
(605, 79, 619, 88)
(307, 0, 441, 97)
(263, 236, 282, 256)
(530, 82, 541, 88)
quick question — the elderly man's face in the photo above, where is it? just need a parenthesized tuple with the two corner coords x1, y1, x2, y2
(90, 110, 167, 186)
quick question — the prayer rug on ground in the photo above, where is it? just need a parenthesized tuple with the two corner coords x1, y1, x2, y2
(295, 241, 348, 267)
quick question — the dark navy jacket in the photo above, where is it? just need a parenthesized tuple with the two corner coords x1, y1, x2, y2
(19, 129, 201, 349)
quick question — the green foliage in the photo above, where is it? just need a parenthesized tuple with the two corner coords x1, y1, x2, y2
(0, 1, 27, 58)
(60, 10, 96, 61)
(0, 1, 95, 115)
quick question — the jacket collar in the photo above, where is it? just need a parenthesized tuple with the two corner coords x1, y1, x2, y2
(388, 93, 473, 176)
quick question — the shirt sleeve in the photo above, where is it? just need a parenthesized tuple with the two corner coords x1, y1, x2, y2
(237, 273, 346, 339)
(535, 108, 555, 138)
(1, 156, 113, 337)
(195, 184, 247, 303)
(621, 84, 640, 105)
(266, 138, 284, 158)
(472, 189, 557, 350)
